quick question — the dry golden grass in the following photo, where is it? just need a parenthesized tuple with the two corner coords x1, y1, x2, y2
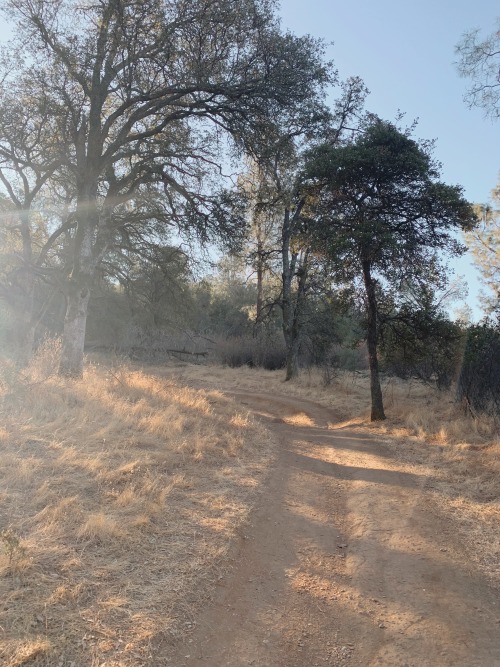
(183, 363, 500, 585)
(1, 348, 498, 666)
(0, 350, 275, 666)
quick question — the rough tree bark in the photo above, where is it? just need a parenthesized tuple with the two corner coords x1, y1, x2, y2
(281, 202, 308, 381)
(58, 284, 91, 377)
(255, 232, 264, 328)
(362, 257, 386, 421)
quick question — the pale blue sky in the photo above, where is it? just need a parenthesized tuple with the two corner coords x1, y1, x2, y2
(0, 3, 498, 317)
(280, 0, 500, 318)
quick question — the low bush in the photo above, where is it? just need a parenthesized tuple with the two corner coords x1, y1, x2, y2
(457, 320, 500, 416)
(215, 335, 286, 370)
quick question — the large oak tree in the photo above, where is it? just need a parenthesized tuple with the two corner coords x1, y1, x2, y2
(1, 0, 332, 375)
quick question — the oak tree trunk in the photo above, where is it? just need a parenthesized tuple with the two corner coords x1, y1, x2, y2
(285, 335, 300, 381)
(58, 283, 91, 377)
(58, 197, 98, 377)
(14, 208, 37, 366)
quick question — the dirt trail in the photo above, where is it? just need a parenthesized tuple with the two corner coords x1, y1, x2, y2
(169, 386, 500, 667)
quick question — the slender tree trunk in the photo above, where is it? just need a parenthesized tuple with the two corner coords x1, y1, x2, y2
(280, 200, 308, 381)
(255, 228, 264, 330)
(286, 250, 310, 380)
(362, 258, 386, 421)
(281, 208, 298, 380)
(256, 258, 264, 328)
(15, 207, 36, 366)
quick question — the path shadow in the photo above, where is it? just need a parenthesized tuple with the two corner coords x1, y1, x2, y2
(287, 450, 423, 488)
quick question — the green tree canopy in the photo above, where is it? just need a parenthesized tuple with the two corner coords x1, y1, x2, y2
(304, 119, 477, 420)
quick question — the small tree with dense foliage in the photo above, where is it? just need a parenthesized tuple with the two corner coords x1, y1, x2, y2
(304, 119, 476, 420)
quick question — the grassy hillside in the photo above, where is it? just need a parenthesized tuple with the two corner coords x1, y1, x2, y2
(0, 347, 498, 666)
(0, 346, 275, 666)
